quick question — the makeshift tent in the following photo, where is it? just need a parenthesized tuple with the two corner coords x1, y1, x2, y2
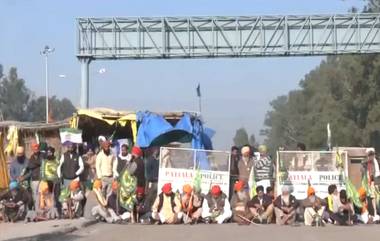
(0, 132, 10, 189)
(0, 120, 69, 158)
(136, 111, 214, 150)
(70, 108, 213, 151)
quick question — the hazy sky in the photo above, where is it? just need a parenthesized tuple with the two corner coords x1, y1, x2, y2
(0, 0, 366, 150)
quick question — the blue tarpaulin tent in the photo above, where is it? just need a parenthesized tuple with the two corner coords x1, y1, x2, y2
(136, 111, 214, 169)
(136, 111, 214, 148)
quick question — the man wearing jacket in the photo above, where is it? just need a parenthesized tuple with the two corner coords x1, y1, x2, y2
(151, 183, 182, 224)
(248, 185, 274, 224)
(202, 185, 232, 224)
(58, 142, 84, 188)
(274, 186, 297, 225)
(230, 180, 253, 224)
(20, 143, 42, 211)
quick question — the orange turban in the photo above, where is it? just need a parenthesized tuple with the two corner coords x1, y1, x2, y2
(183, 184, 193, 195)
(93, 179, 102, 190)
(358, 187, 366, 198)
(70, 180, 80, 191)
(31, 143, 40, 152)
(307, 186, 315, 197)
(112, 181, 119, 191)
(39, 181, 49, 194)
(211, 185, 222, 196)
(162, 183, 172, 194)
(234, 180, 245, 192)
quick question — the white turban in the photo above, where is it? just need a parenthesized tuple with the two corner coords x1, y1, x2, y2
(282, 185, 290, 193)
(98, 136, 106, 142)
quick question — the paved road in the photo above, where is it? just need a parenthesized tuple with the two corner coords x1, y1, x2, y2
(56, 223, 380, 241)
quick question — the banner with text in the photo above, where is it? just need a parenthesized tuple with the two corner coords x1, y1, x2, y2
(276, 151, 348, 199)
(159, 147, 230, 197)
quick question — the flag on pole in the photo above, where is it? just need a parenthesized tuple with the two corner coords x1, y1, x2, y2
(193, 168, 202, 193)
(327, 123, 331, 151)
(196, 83, 201, 97)
(248, 167, 257, 199)
(59, 128, 83, 144)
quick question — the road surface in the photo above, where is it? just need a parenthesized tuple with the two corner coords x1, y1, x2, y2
(56, 223, 380, 241)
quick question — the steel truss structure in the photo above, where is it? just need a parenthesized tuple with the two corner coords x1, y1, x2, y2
(76, 14, 380, 107)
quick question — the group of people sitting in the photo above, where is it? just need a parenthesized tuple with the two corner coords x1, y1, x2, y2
(1, 138, 380, 227)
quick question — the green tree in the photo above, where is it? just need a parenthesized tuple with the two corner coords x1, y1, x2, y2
(233, 128, 249, 147)
(0, 67, 30, 121)
(0, 65, 76, 122)
(26, 96, 76, 122)
(263, 54, 380, 151)
(249, 134, 257, 147)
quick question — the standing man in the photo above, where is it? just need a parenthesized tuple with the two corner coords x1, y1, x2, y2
(20, 142, 42, 211)
(117, 144, 133, 175)
(254, 145, 274, 183)
(131, 146, 145, 190)
(361, 148, 380, 216)
(10, 146, 28, 181)
(96, 141, 118, 198)
(145, 147, 159, 209)
(57, 142, 84, 188)
(229, 146, 240, 198)
(238, 146, 254, 184)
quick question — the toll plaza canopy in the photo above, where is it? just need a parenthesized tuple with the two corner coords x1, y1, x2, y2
(70, 108, 214, 149)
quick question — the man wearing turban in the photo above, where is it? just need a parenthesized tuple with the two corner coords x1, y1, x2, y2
(302, 186, 325, 226)
(273, 186, 297, 225)
(180, 184, 203, 224)
(201, 185, 232, 224)
(151, 183, 182, 224)
(238, 146, 254, 184)
(230, 180, 253, 224)
(354, 187, 380, 224)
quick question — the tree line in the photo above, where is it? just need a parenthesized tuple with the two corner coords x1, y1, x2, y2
(0, 64, 76, 122)
(261, 1, 380, 152)
(233, 1, 380, 152)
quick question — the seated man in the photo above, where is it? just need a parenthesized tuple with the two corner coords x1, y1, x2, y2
(302, 186, 325, 226)
(181, 184, 203, 224)
(151, 183, 182, 224)
(91, 179, 120, 223)
(324, 184, 340, 223)
(107, 181, 131, 222)
(202, 185, 232, 224)
(0, 181, 30, 222)
(266, 186, 275, 201)
(64, 180, 85, 218)
(274, 186, 297, 225)
(134, 187, 152, 223)
(332, 190, 355, 226)
(230, 180, 253, 225)
(354, 187, 380, 224)
(248, 185, 274, 224)
(38, 181, 58, 220)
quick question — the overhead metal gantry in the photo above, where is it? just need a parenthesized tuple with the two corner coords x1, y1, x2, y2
(77, 13, 380, 107)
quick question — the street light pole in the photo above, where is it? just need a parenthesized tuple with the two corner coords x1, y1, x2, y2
(40, 45, 55, 123)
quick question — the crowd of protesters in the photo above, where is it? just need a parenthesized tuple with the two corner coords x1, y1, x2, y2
(1, 138, 380, 227)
